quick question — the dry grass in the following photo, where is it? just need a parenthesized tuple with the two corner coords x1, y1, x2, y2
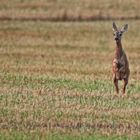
(0, 20, 139, 139)
(0, 0, 140, 21)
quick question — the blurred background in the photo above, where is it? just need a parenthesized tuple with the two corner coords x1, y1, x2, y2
(0, 0, 140, 21)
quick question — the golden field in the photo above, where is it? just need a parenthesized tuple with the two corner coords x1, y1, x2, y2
(0, 1, 140, 140)
(0, 0, 140, 20)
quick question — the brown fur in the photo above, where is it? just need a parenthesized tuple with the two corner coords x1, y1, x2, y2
(112, 22, 130, 96)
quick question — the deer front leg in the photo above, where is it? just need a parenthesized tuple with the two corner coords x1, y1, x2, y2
(123, 79, 128, 96)
(113, 76, 119, 96)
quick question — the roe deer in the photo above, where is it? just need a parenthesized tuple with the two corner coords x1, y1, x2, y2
(112, 22, 130, 96)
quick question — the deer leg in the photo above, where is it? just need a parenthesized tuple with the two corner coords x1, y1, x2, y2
(123, 79, 128, 96)
(113, 77, 119, 95)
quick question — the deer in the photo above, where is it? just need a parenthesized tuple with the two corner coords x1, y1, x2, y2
(112, 22, 130, 97)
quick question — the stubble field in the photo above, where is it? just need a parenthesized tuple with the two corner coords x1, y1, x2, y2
(0, 0, 140, 20)
(0, 20, 140, 139)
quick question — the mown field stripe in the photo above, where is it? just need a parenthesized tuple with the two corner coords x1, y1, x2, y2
(0, 132, 140, 140)
(0, 72, 113, 93)
(0, 72, 139, 93)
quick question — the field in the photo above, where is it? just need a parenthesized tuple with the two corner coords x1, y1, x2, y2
(0, 0, 140, 20)
(0, 0, 140, 140)
(0, 20, 139, 140)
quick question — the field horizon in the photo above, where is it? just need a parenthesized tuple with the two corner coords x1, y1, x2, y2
(0, 0, 140, 22)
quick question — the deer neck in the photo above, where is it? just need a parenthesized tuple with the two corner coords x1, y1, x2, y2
(115, 40, 123, 59)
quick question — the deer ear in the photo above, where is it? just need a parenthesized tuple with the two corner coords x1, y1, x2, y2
(121, 24, 128, 33)
(112, 22, 118, 32)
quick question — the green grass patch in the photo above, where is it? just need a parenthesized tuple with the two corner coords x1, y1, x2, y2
(0, 132, 139, 140)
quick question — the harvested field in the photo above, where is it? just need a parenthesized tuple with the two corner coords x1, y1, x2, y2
(0, 20, 139, 139)
(0, 0, 140, 21)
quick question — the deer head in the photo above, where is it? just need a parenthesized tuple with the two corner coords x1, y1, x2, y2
(112, 22, 128, 42)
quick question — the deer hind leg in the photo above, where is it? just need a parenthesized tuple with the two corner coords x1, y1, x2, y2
(122, 79, 128, 96)
(113, 77, 119, 95)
